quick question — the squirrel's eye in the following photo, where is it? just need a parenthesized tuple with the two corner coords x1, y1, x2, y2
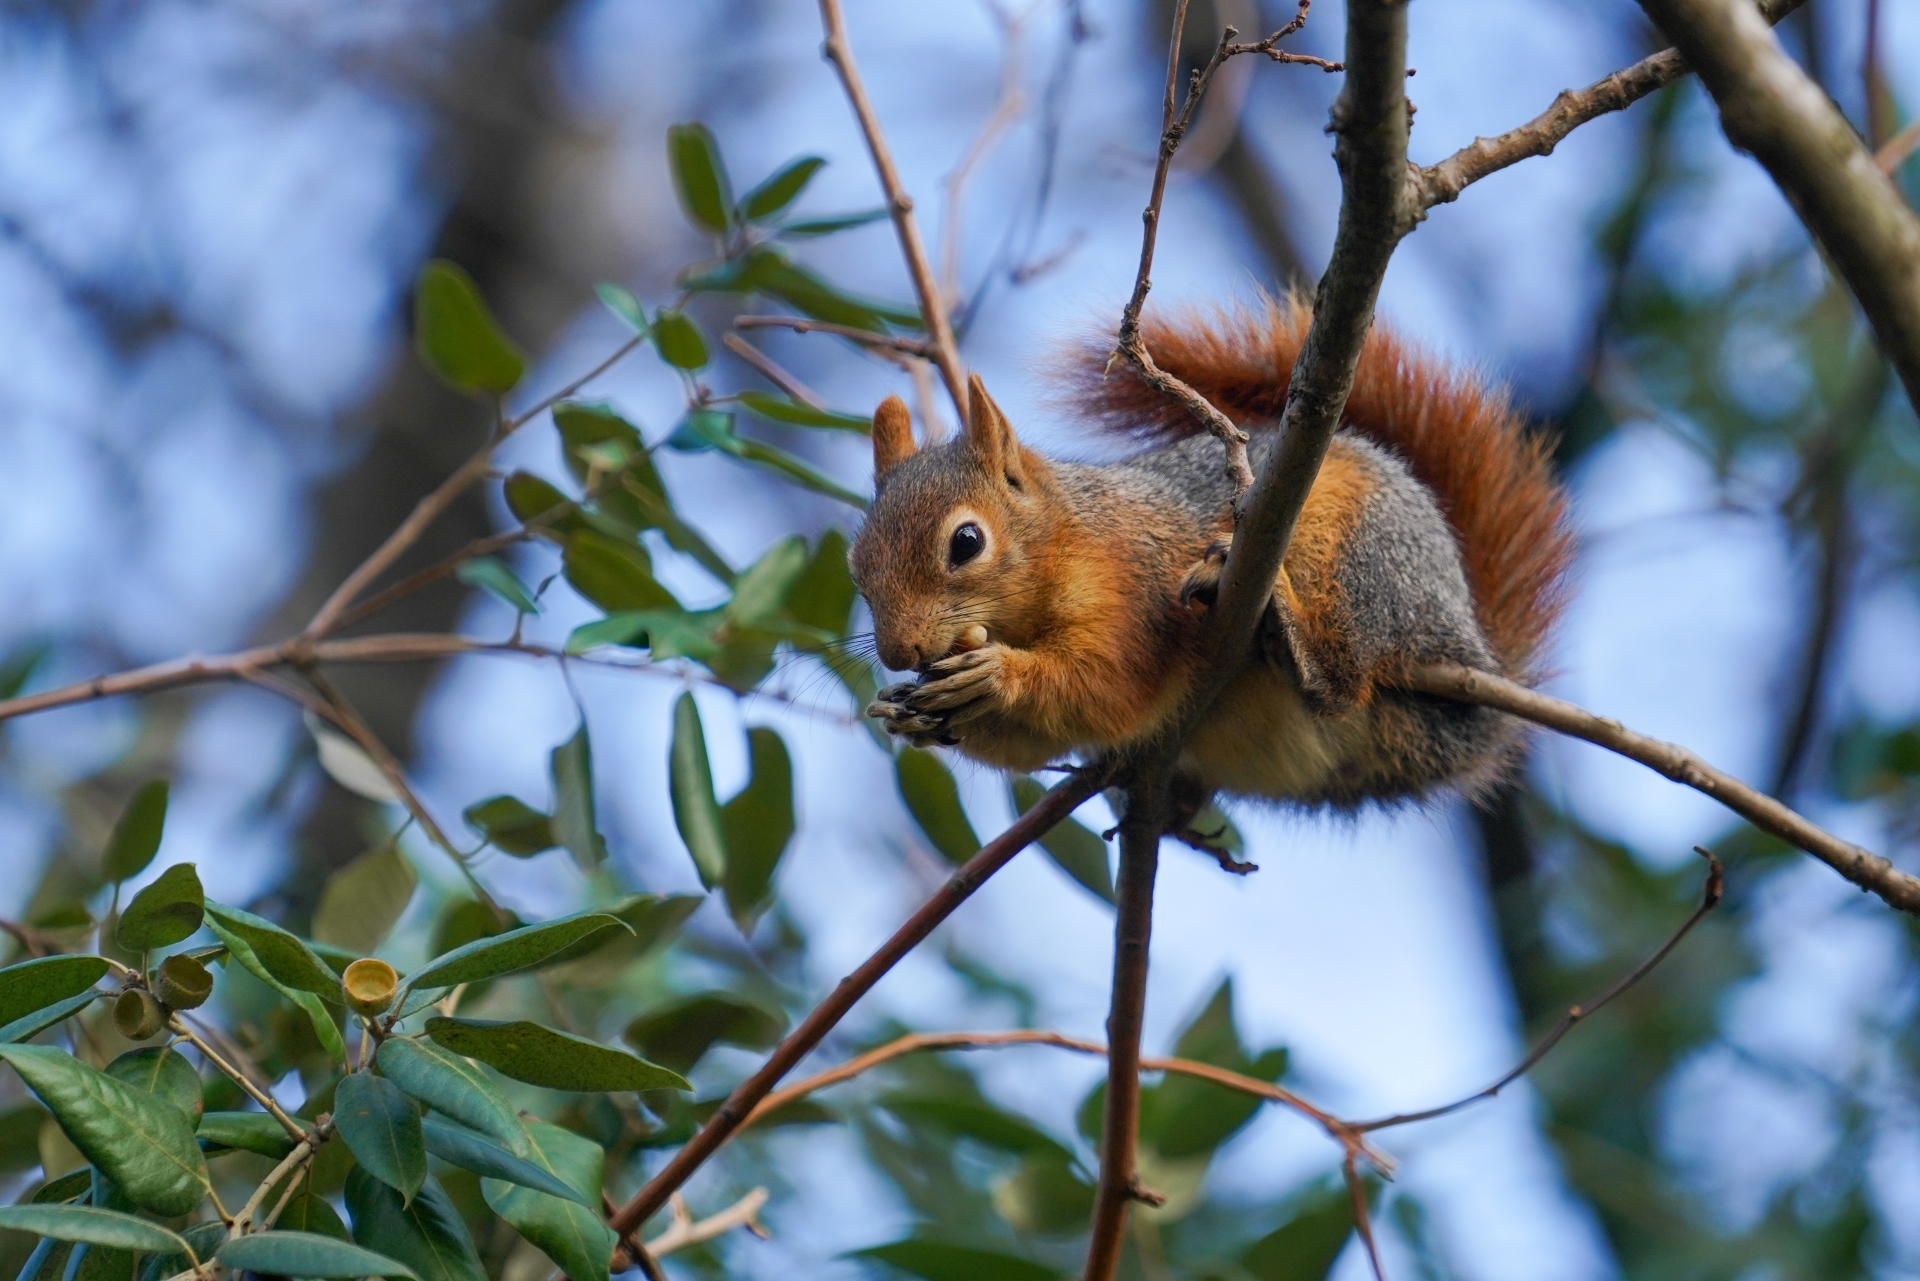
(948, 522, 985, 568)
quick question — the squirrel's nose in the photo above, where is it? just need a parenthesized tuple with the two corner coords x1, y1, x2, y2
(877, 637, 924, 673)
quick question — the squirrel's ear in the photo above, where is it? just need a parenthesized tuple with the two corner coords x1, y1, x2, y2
(871, 395, 916, 480)
(964, 374, 1028, 486)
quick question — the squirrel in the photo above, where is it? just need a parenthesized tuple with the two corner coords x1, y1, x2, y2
(849, 295, 1572, 816)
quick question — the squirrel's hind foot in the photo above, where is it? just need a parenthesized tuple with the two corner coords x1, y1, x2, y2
(1178, 538, 1232, 610)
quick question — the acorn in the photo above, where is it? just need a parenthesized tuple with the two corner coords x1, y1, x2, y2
(151, 954, 213, 1011)
(342, 958, 399, 1018)
(112, 988, 165, 1041)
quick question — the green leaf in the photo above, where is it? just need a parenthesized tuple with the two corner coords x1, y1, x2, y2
(669, 693, 726, 890)
(480, 1118, 613, 1281)
(740, 156, 825, 222)
(376, 1038, 524, 1153)
(990, 1152, 1095, 1235)
(881, 1097, 1074, 1162)
(541, 894, 703, 978)
(0, 1207, 185, 1258)
(196, 1112, 302, 1159)
(1011, 777, 1113, 905)
(101, 783, 168, 884)
(564, 608, 722, 660)
(30, 1169, 94, 1205)
(114, 864, 203, 953)
(652, 309, 709, 370)
(414, 260, 524, 395)
(0, 1047, 207, 1217)
(667, 122, 734, 234)
(101, 1050, 199, 1121)
(562, 531, 677, 614)
(788, 530, 857, 639)
(462, 797, 557, 858)
(736, 390, 872, 433)
(779, 209, 889, 237)
(336, 1074, 426, 1204)
(275, 1190, 350, 1240)
(615, 473, 734, 584)
(720, 728, 795, 931)
(666, 409, 869, 508)
(312, 838, 418, 957)
(594, 282, 649, 334)
(409, 914, 628, 992)
(725, 536, 809, 630)
(0, 958, 109, 1031)
(1237, 1182, 1355, 1281)
(455, 557, 540, 614)
(135, 1222, 222, 1281)
(622, 993, 786, 1075)
(346, 1168, 486, 1281)
(503, 473, 585, 539)
(217, 1232, 419, 1279)
(550, 727, 609, 871)
(203, 913, 344, 1062)
(896, 749, 980, 865)
(0, 641, 47, 700)
(423, 1019, 690, 1093)
(421, 1116, 586, 1206)
(851, 1240, 1060, 1281)
(203, 902, 341, 1001)
(0, 992, 100, 1046)
(1141, 978, 1284, 1160)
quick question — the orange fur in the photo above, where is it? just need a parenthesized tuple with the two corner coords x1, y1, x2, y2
(1056, 297, 1572, 677)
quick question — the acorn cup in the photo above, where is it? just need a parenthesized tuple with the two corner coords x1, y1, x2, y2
(151, 953, 213, 1011)
(112, 988, 165, 1040)
(342, 958, 400, 1018)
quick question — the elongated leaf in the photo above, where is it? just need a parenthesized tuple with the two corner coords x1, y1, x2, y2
(896, 749, 980, 865)
(275, 1190, 350, 1240)
(720, 728, 795, 930)
(503, 473, 586, 539)
(1010, 777, 1113, 905)
(736, 390, 870, 433)
(669, 693, 726, 889)
(415, 260, 524, 394)
(217, 1231, 418, 1279)
(462, 796, 556, 858)
(376, 1038, 524, 1153)
(0, 992, 99, 1046)
(0, 641, 47, 700)
(780, 208, 889, 237)
(990, 1151, 1095, 1235)
(346, 1168, 485, 1281)
(205, 916, 345, 1062)
(851, 1240, 1060, 1281)
(481, 1118, 613, 1281)
(594, 282, 648, 334)
(305, 714, 403, 804)
(565, 607, 721, 660)
(672, 409, 869, 508)
(196, 1112, 301, 1159)
(1237, 1182, 1354, 1281)
(562, 531, 676, 614)
(102, 1050, 199, 1121)
(623, 993, 786, 1075)
(788, 530, 856, 639)
(135, 1222, 223, 1281)
(101, 783, 168, 884)
(313, 838, 417, 956)
(652, 309, 709, 369)
(336, 1074, 425, 1204)
(455, 557, 540, 614)
(550, 727, 608, 870)
(740, 155, 824, 222)
(0, 958, 108, 1031)
(421, 1116, 585, 1206)
(114, 864, 203, 952)
(666, 122, 733, 233)
(423, 1019, 690, 1093)
(203, 902, 341, 1000)
(409, 914, 627, 992)
(882, 1096, 1075, 1162)
(0, 1047, 206, 1217)
(0, 1206, 185, 1257)
(31, 1169, 94, 1205)
(541, 894, 702, 978)
(725, 537, 809, 630)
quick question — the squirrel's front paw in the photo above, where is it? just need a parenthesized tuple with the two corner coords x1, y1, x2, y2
(905, 644, 1013, 730)
(866, 684, 955, 747)
(1180, 538, 1232, 610)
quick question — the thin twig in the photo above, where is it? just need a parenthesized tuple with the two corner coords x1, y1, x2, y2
(1355, 848, 1724, 1131)
(817, 0, 970, 420)
(1876, 117, 1920, 174)
(1402, 662, 1920, 915)
(939, 0, 1037, 315)
(721, 332, 829, 409)
(331, 528, 531, 633)
(0, 917, 50, 958)
(733, 314, 933, 358)
(1343, 1150, 1386, 1281)
(645, 1188, 769, 1257)
(170, 1017, 306, 1140)
(228, 1119, 331, 1236)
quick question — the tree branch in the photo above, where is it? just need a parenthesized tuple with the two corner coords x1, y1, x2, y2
(817, 0, 971, 422)
(1637, 0, 1920, 413)
(1403, 662, 1920, 915)
(1413, 0, 1806, 213)
(732, 314, 934, 358)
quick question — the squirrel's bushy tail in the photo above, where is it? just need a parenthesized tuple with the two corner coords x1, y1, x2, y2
(1058, 295, 1572, 677)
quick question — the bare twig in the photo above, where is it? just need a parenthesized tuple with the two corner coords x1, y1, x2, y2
(1403, 663, 1920, 915)
(171, 1017, 306, 1140)
(732, 314, 934, 358)
(1638, 0, 1920, 413)
(1876, 117, 1920, 175)
(938, 0, 1037, 312)
(1355, 848, 1724, 1131)
(818, 0, 970, 421)
(1343, 1150, 1386, 1281)
(1414, 0, 1806, 213)
(229, 1118, 332, 1236)
(603, 767, 1106, 1239)
(721, 332, 828, 409)
(645, 1188, 769, 1258)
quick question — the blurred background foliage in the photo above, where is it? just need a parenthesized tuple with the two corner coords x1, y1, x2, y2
(0, 0, 1918, 1278)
